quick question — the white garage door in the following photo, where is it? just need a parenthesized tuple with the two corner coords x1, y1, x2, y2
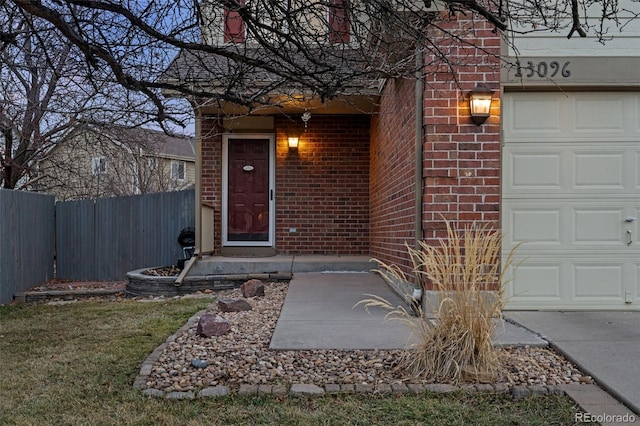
(503, 92, 640, 310)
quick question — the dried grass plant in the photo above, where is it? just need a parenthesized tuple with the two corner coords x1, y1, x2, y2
(359, 219, 520, 384)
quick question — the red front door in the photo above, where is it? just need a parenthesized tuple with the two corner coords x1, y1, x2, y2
(227, 138, 271, 242)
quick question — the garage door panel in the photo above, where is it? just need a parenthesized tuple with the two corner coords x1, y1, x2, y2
(510, 153, 562, 188)
(503, 92, 640, 310)
(505, 146, 637, 195)
(506, 258, 630, 307)
(636, 154, 640, 187)
(634, 264, 640, 303)
(573, 264, 625, 298)
(506, 93, 638, 141)
(505, 207, 562, 246)
(573, 208, 625, 244)
(508, 262, 563, 300)
(504, 202, 630, 249)
(508, 96, 564, 134)
(573, 96, 626, 133)
(574, 153, 625, 188)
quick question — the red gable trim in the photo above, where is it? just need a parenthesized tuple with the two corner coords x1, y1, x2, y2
(224, 0, 245, 43)
(329, 0, 350, 43)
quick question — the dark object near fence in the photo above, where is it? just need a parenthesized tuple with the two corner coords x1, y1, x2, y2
(177, 227, 196, 269)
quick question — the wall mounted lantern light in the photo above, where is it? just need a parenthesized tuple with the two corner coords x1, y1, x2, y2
(469, 85, 493, 125)
(288, 111, 312, 152)
(288, 136, 299, 150)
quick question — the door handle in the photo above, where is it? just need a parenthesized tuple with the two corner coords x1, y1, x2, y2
(627, 229, 633, 246)
(626, 217, 637, 223)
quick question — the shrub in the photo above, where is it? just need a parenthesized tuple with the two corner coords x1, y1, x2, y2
(361, 220, 520, 384)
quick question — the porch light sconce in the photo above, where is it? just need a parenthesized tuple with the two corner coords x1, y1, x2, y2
(469, 85, 493, 125)
(288, 136, 299, 150)
(287, 112, 311, 152)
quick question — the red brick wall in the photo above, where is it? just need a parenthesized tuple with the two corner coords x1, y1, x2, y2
(275, 115, 370, 254)
(422, 16, 501, 244)
(370, 79, 417, 272)
(199, 114, 370, 255)
(370, 14, 501, 275)
(200, 116, 224, 252)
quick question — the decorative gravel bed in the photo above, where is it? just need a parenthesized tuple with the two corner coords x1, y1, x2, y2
(143, 281, 593, 393)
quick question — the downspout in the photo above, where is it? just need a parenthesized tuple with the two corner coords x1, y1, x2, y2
(412, 49, 424, 304)
(194, 107, 203, 257)
(175, 106, 202, 286)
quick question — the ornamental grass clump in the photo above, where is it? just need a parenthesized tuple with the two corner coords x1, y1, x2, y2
(362, 220, 520, 384)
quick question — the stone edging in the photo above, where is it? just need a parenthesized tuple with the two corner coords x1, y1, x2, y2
(133, 304, 567, 400)
(14, 288, 123, 303)
(138, 382, 568, 400)
(133, 304, 212, 390)
(125, 268, 292, 298)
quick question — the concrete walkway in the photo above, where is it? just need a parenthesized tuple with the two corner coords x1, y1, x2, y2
(506, 311, 640, 417)
(270, 272, 546, 350)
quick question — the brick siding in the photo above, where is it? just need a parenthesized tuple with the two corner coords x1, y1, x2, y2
(199, 114, 370, 255)
(370, 14, 501, 275)
(200, 116, 224, 251)
(275, 115, 370, 254)
(370, 78, 417, 273)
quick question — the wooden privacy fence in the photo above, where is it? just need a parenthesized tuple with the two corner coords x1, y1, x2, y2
(0, 189, 195, 303)
(0, 189, 55, 304)
(56, 189, 195, 281)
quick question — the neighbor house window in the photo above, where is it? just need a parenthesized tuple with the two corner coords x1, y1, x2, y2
(329, 0, 350, 43)
(92, 157, 106, 175)
(224, 0, 245, 43)
(171, 160, 186, 181)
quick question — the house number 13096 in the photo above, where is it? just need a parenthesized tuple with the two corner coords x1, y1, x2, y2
(514, 60, 571, 78)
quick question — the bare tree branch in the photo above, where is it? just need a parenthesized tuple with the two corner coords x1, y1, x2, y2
(568, 0, 587, 38)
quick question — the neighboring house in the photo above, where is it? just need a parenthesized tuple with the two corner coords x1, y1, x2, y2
(166, 1, 640, 312)
(36, 123, 195, 200)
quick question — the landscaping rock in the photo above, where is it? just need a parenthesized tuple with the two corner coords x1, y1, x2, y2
(142, 388, 164, 397)
(324, 384, 341, 393)
(165, 391, 195, 400)
(290, 384, 325, 396)
(391, 383, 409, 394)
(141, 282, 592, 397)
(356, 383, 374, 393)
(199, 386, 230, 397)
(196, 314, 230, 337)
(425, 384, 457, 393)
(217, 298, 252, 312)
(238, 384, 258, 396)
(241, 279, 265, 298)
(511, 386, 532, 399)
(191, 359, 208, 369)
(272, 385, 288, 396)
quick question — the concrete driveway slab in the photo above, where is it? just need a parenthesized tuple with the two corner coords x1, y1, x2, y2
(506, 311, 640, 415)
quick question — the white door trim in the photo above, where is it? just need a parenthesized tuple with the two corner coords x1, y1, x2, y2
(222, 134, 275, 247)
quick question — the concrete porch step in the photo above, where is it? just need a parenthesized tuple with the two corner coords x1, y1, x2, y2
(186, 255, 376, 277)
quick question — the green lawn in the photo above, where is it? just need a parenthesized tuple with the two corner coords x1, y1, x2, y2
(0, 300, 586, 425)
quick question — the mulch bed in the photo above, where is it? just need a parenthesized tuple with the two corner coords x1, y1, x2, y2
(27, 280, 127, 293)
(19, 267, 178, 303)
(27, 266, 176, 294)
